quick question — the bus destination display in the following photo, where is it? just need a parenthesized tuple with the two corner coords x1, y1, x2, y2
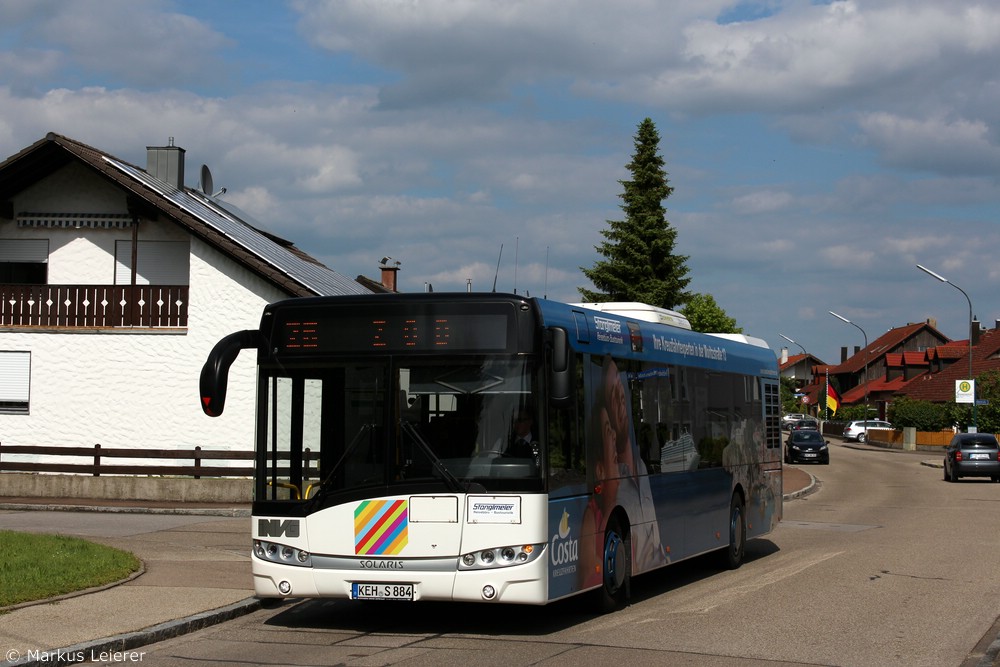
(278, 312, 510, 353)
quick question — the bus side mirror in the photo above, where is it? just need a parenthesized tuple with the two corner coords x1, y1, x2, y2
(548, 327, 574, 408)
(200, 330, 262, 417)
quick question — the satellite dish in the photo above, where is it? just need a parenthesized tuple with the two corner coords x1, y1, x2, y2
(200, 164, 214, 196)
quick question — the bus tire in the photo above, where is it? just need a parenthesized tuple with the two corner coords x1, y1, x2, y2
(598, 514, 631, 613)
(721, 492, 746, 570)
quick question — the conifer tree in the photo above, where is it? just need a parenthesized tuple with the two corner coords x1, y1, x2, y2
(579, 118, 690, 308)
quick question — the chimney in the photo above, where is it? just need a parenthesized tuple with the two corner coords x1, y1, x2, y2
(972, 317, 982, 346)
(854, 345, 860, 356)
(781, 347, 789, 364)
(378, 256, 400, 292)
(841, 346, 848, 363)
(146, 138, 185, 190)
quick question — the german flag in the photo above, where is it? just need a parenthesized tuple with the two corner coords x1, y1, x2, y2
(826, 382, 840, 416)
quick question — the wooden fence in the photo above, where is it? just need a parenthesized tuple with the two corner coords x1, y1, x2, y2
(0, 443, 313, 478)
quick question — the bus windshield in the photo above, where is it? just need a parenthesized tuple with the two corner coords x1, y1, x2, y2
(257, 355, 543, 504)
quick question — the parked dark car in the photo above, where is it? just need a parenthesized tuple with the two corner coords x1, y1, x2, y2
(943, 433, 1000, 482)
(791, 418, 819, 431)
(785, 429, 830, 464)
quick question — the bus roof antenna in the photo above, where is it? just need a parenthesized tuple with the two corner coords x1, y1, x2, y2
(513, 237, 519, 295)
(492, 244, 503, 292)
(544, 246, 549, 299)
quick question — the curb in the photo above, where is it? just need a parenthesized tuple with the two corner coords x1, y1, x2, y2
(783, 471, 817, 501)
(2, 598, 262, 667)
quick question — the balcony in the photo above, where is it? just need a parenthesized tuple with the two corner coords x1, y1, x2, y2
(0, 284, 188, 329)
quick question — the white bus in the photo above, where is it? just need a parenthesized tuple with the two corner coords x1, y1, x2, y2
(201, 293, 782, 611)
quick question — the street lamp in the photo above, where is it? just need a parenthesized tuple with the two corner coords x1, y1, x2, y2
(779, 333, 807, 356)
(830, 311, 870, 428)
(779, 333, 810, 415)
(916, 264, 976, 431)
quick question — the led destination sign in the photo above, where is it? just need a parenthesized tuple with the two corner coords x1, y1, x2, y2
(276, 309, 511, 353)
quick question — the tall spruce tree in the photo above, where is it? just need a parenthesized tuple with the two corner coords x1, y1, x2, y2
(579, 118, 690, 308)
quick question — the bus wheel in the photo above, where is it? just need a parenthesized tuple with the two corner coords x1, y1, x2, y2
(721, 492, 746, 570)
(598, 515, 630, 613)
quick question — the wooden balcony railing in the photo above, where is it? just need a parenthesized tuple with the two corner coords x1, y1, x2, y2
(0, 284, 188, 328)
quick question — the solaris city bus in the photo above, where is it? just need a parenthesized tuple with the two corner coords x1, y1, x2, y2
(200, 292, 782, 611)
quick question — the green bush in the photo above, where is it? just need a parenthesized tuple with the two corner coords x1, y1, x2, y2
(887, 397, 951, 431)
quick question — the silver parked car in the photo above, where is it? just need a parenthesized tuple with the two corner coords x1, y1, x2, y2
(842, 420, 892, 443)
(782, 413, 807, 429)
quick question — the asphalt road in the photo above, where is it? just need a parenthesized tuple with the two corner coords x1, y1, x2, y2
(31, 441, 1000, 666)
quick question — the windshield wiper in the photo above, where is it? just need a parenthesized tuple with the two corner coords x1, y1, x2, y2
(312, 422, 374, 496)
(399, 419, 482, 493)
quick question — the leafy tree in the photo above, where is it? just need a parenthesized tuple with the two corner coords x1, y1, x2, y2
(947, 369, 1000, 434)
(780, 376, 805, 416)
(579, 118, 690, 308)
(681, 292, 741, 334)
(835, 404, 871, 422)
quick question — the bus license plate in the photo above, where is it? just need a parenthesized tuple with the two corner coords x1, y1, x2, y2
(352, 583, 413, 600)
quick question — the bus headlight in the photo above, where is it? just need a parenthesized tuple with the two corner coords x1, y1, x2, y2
(459, 543, 544, 570)
(253, 540, 312, 568)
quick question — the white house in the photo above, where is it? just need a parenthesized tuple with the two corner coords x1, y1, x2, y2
(0, 132, 377, 462)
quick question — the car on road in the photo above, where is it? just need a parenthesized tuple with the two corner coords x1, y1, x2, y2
(785, 429, 830, 464)
(782, 413, 807, 429)
(943, 433, 1000, 482)
(842, 420, 892, 443)
(791, 418, 819, 431)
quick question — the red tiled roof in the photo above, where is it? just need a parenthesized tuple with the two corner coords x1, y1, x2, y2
(827, 323, 945, 374)
(899, 328, 1000, 402)
(932, 345, 967, 361)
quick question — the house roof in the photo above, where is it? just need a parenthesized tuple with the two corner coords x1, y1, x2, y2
(902, 328, 1000, 402)
(0, 132, 371, 298)
(928, 343, 967, 362)
(779, 353, 825, 373)
(885, 351, 928, 368)
(825, 322, 947, 375)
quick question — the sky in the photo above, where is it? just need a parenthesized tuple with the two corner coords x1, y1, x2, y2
(2, 0, 999, 365)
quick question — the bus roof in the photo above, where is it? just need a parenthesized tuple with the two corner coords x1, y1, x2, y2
(570, 302, 691, 329)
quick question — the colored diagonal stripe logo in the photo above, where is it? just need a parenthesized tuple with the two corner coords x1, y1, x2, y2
(354, 499, 408, 555)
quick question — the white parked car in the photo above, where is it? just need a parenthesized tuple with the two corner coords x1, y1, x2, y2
(842, 420, 892, 443)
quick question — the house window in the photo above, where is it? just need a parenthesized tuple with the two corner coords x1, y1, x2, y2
(114, 240, 189, 285)
(0, 351, 31, 414)
(0, 239, 49, 284)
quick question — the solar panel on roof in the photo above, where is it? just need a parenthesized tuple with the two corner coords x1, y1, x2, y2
(104, 157, 370, 297)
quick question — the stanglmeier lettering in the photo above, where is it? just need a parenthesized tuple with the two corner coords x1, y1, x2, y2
(359, 559, 404, 569)
(593, 316, 622, 334)
(473, 503, 515, 511)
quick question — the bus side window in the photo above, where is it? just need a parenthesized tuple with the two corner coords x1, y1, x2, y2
(547, 353, 585, 494)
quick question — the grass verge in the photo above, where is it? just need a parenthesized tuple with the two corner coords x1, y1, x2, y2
(0, 530, 141, 608)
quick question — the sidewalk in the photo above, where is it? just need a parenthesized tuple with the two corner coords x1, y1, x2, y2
(0, 501, 255, 666)
(0, 463, 858, 667)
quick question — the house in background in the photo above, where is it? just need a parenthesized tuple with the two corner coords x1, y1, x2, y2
(895, 324, 1000, 406)
(817, 321, 950, 418)
(0, 132, 378, 458)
